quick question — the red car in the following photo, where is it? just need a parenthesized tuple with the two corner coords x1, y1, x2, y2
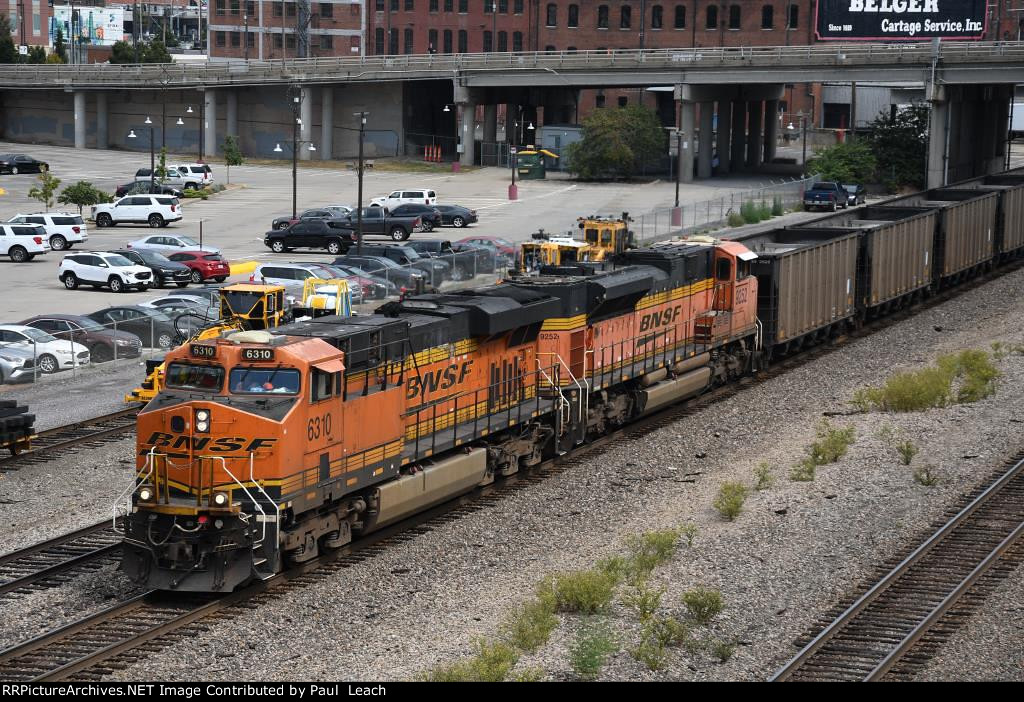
(166, 250, 231, 283)
(454, 235, 516, 258)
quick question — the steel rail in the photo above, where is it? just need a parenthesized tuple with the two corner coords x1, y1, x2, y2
(0, 408, 138, 471)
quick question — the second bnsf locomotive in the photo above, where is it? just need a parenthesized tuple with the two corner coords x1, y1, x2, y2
(121, 239, 760, 591)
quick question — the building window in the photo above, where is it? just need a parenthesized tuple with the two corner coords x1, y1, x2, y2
(596, 94, 606, 108)
(485, 0, 492, 12)
(498, 31, 507, 51)
(459, 0, 468, 13)
(443, 28, 453, 52)
(230, 0, 239, 15)
(445, 0, 453, 10)
(512, 31, 522, 51)
(568, 3, 578, 27)
(273, 2, 283, 16)
(375, 27, 385, 53)
(430, 0, 438, 10)
(230, 32, 240, 46)
(598, 5, 608, 28)
(483, 30, 493, 51)
(787, 4, 798, 28)
(274, 33, 283, 48)
(546, 3, 556, 26)
(215, 0, 225, 15)
(247, 32, 255, 47)
(514, 0, 523, 13)
(761, 5, 773, 28)
(287, 2, 296, 17)
(216, 31, 226, 46)
(321, 2, 333, 17)
(376, 0, 384, 9)
(567, 46, 577, 53)
(651, 4, 662, 28)
(390, 0, 399, 10)
(404, 28, 414, 53)
(286, 34, 296, 48)
(321, 34, 333, 50)
(674, 5, 685, 28)
(499, 0, 508, 12)
(389, 27, 398, 53)
(406, 0, 414, 9)
(458, 29, 467, 52)
(428, 28, 438, 51)
(545, 44, 556, 51)
(246, 0, 255, 14)
(618, 96, 628, 107)
(620, 5, 631, 28)
(728, 4, 740, 29)
(705, 5, 717, 29)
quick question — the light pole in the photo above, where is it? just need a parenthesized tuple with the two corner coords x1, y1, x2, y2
(128, 116, 156, 192)
(509, 144, 518, 201)
(274, 88, 316, 220)
(244, 14, 249, 60)
(354, 110, 368, 255)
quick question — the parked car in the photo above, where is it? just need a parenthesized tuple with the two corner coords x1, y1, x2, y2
(388, 204, 443, 232)
(264, 219, 355, 255)
(168, 163, 214, 188)
(370, 189, 437, 209)
(116, 181, 184, 198)
(6, 213, 87, 251)
(85, 306, 177, 349)
(354, 243, 450, 285)
(109, 248, 192, 288)
(20, 314, 143, 362)
(314, 263, 392, 300)
(127, 233, 219, 255)
(138, 298, 216, 337)
(435, 204, 479, 228)
(134, 167, 196, 190)
(332, 254, 429, 294)
(0, 324, 90, 374)
(0, 223, 49, 262)
(406, 239, 481, 280)
(335, 207, 421, 242)
(151, 289, 223, 311)
(455, 235, 516, 261)
(803, 182, 848, 211)
(843, 183, 867, 207)
(93, 195, 182, 228)
(0, 153, 49, 174)
(58, 251, 154, 292)
(271, 206, 354, 231)
(0, 345, 36, 384)
(165, 250, 231, 283)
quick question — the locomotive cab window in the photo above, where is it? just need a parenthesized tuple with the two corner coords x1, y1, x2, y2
(165, 363, 225, 391)
(229, 367, 300, 394)
(311, 367, 341, 402)
(716, 258, 732, 281)
(737, 260, 751, 279)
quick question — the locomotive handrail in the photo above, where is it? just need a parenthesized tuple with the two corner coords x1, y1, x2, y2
(537, 352, 588, 438)
(112, 448, 160, 534)
(249, 452, 281, 537)
(207, 455, 271, 548)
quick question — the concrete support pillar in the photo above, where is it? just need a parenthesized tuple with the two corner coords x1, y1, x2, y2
(730, 100, 746, 172)
(764, 99, 779, 163)
(454, 85, 477, 166)
(299, 86, 313, 161)
(73, 91, 87, 149)
(678, 99, 696, 184)
(747, 100, 763, 168)
(226, 90, 238, 138)
(716, 101, 732, 176)
(926, 90, 948, 189)
(483, 104, 498, 145)
(697, 102, 714, 179)
(321, 86, 334, 161)
(95, 92, 108, 150)
(204, 89, 217, 158)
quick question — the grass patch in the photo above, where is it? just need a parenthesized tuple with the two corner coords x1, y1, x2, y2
(895, 439, 918, 466)
(808, 419, 856, 464)
(789, 458, 817, 482)
(648, 616, 690, 648)
(679, 523, 699, 548)
(852, 350, 1000, 412)
(772, 195, 784, 216)
(419, 640, 519, 682)
(754, 462, 774, 491)
(876, 423, 898, 447)
(711, 639, 737, 663)
(550, 570, 618, 614)
(727, 210, 745, 227)
(500, 597, 558, 653)
(630, 635, 668, 671)
(619, 582, 664, 622)
(569, 620, 618, 681)
(713, 481, 749, 521)
(913, 464, 940, 486)
(682, 587, 725, 625)
(625, 529, 682, 577)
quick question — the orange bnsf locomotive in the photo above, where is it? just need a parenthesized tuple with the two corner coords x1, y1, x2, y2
(120, 240, 759, 591)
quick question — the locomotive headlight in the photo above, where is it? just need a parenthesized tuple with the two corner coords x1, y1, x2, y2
(196, 409, 210, 421)
(196, 420, 209, 432)
(137, 486, 155, 502)
(194, 408, 210, 433)
(212, 491, 230, 507)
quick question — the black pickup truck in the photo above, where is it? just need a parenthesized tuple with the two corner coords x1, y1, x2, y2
(263, 219, 355, 255)
(803, 181, 849, 212)
(407, 239, 492, 280)
(336, 208, 421, 242)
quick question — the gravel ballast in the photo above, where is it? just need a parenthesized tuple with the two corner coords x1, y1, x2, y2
(14, 266, 1024, 681)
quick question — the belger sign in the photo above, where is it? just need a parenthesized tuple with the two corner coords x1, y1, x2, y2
(815, 0, 987, 40)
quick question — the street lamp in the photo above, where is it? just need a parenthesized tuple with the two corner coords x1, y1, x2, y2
(353, 110, 368, 255)
(186, 102, 205, 162)
(276, 87, 316, 220)
(128, 116, 156, 192)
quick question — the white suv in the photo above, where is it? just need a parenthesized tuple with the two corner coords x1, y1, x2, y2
(7, 213, 88, 251)
(370, 189, 437, 210)
(58, 251, 154, 292)
(93, 195, 183, 228)
(169, 163, 214, 188)
(0, 223, 49, 262)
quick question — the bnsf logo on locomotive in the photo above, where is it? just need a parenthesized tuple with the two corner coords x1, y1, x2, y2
(639, 306, 681, 332)
(144, 432, 278, 453)
(406, 360, 473, 400)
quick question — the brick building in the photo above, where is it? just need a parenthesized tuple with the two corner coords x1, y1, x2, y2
(208, 0, 364, 60)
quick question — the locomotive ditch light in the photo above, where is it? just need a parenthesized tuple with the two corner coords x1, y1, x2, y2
(212, 491, 230, 507)
(194, 408, 211, 433)
(137, 486, 156, 503)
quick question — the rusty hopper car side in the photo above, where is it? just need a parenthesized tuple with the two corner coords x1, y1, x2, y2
(951, 175, 1024, 258)
(729, 228, 859, 352)
(789, 206, 937, 314)
(880, 188, 998, 282)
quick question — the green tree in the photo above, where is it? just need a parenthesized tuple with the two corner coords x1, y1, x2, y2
(865, 103, 929, 190)
(28, 171, 62, 210)
(54, 27, 67, 63)
(805, 141, 877, 184)
(58, 180, 112, 215)
(109, 40, 136, 64)
(161, 23, 180, 48)
(156, 147, 168, 182)
(144, 40, 171, 64)
(0, 15, 18, 64)
(222, 135, 243, 184)
(26, 45, 46, 64)
(45, 52, 65, 64)
(566, 105, 666, 180)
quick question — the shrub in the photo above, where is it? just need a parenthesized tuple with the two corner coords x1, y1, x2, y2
(895, 440, 918, 466)
(552, 570, 618, 614)
(876, 424, 897, 447)
(852, 350, 999, 412)
(420, 640, 520, 682)
(713, 481, 749, 521)
(772, 195, 784, 216)
(649, 616, 690, 648)
(954, 349, 999, 402)
(630, 636, 668, 671)
(754, 462, 774, 491)
(625, 529, 681, 576)
(727, 210, 745, 227)
(711, 640, 737, 663)
(682, 587, 724, 625)
(678, 523, 698, 548)
(789, 458, 817, 482)
(808, 419, 856, 465)
(569, 620, 618, 681)
(757, 200, 773, 221)
(740, 200, 761, 224)
(620, 582, 664, 622)
(595, 555, 629, 583)
(510, 667, 545, 682)
(991, 341, 1007, 361)
(913, 464, 940, 486)
(501, 598, 558, 653)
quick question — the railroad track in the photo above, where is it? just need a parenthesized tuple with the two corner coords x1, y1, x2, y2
(0, 521, 121, 600)
(771, 453, 1024, 682)
(0, 408, 139, 472)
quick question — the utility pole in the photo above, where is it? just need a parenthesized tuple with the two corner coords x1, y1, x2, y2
(675, 130, 682, 208)
(354, 111, 368, 255)
(133, 1, 140, 62)
(244, 13, 249, 60)
(291, 86, 300, 218)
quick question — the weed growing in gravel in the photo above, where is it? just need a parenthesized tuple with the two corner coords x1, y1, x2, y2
(789, 458, 817, 482)
(679, 523, 699, 548)
(895, 440, 918, 466)
(876, 423, 897, 447)
(501, 597, 559, 653)
(595, 555, 630, 583)
(552, 570, 618, 614)
(809, 419, 856, 464)
(852, 350, 1000, 412)
(682, 587, 725, 625)
(713, 481, 749, 521)
(711, 639, 737, 663)
(954, 350, 1000, 402)
(569, 620, 618, 681)
(625, 529, 682, 578)
(509, 667, 545, 682)
(754, 462, 774, 491)
(913, 464, 940, 486)
(648, 616, 690, 648)
(991, 341, 1007, 360)
(620, 582, 664, 622)
(420, 640, 520, 682)
(630, 634, 669, 671)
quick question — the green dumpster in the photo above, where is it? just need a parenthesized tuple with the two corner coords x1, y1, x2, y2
(516, 149, 558, 180)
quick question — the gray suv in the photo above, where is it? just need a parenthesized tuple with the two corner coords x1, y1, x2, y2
(0, 345, 36, 384)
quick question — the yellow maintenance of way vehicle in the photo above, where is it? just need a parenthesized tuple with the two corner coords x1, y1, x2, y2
(517, 213, 635, 274)
(125, 283, 289, 404)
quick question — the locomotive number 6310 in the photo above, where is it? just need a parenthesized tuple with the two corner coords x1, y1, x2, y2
(241, 348, 275, 361)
